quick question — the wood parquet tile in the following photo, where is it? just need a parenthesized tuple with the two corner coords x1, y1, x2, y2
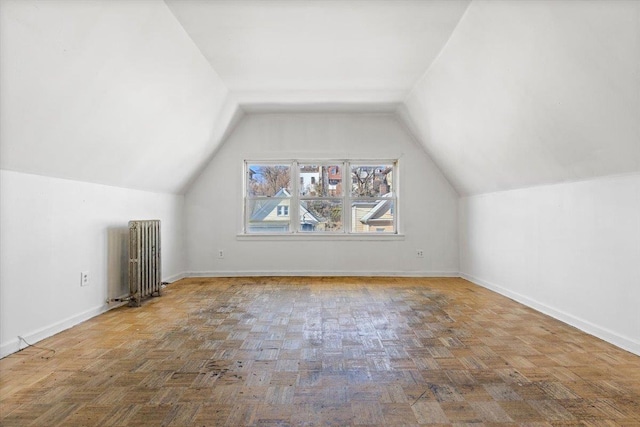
(1, 277, 639, 426)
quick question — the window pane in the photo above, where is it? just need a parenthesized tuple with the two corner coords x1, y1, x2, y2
(247, 164, 291, 197)
(350, 164, 393, 197)
(300, 200, 343, 232)
(246, 198, 290, 233)
(351, 199, 395, 233)
(300, 164, 343, 197)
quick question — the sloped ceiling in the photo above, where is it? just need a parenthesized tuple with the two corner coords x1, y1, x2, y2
(403, 0, 640, 195)
(1, 0, 638, 195)
(0, 0, 236, 194)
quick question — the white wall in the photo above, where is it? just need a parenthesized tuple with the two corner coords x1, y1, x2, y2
(459, 173, 640, 355)
(0, 170, 186, 358)
(185, 113, 459, 276)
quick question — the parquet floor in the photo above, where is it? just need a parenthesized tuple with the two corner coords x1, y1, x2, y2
(1, 277, 639, 426)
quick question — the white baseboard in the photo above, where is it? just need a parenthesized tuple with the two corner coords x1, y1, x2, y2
(186, 270, 460, 278)
(0, 303, 109, 359)
(460, 273, 640, 357)
(6, 270, 634, 359)
(1, 271, 189, 359)
(163, 271, 187, 283)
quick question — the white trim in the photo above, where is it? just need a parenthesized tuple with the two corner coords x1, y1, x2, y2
(5, 271, 635, 359)
(0, 271, 188, 359)
(460, 273, 640, 357)
(163, 271, 188, 283)
(187, 270, 459, 278)
(0, 303, 108, 359)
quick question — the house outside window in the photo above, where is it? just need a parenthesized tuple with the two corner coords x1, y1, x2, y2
(299, 164, 343, 232)
(245, 161, 397, 235)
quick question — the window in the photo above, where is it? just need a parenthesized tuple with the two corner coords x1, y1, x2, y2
(277, 206, 289, 217)
(349, 164, 395, 233)
(245, 164, 291, 233)
(299, 164, 343, 232)
(245, 161, 397, 235)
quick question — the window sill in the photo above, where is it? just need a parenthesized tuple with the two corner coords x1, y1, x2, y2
(236, 233, 405, 241)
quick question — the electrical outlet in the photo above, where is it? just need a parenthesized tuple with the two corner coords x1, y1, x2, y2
(416, 250, 424, 258)
(218, 250, 224, 259)
(81, 271, 90, 287)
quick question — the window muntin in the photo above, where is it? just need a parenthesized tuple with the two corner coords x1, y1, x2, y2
(244, 161, 397, 235)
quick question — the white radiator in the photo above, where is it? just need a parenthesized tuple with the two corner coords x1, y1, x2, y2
(128, 220, 162, 306)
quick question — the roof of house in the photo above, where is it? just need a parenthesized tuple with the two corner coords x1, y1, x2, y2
(360, 193, 394, 224)
(249, 188, 320, 225)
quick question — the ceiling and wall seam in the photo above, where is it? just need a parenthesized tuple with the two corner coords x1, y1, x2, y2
(178, 97, 245, 195)
(161, 0, 241, 196)
(395, 0, 472, 197)
(162, 0, 228, 92)
(402, 0, 474, 106)
(460, 170, 640, 201)
(392, 108, 460, 197)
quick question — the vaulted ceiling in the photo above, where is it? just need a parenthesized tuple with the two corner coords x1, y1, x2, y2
(1, 0, 638, 195)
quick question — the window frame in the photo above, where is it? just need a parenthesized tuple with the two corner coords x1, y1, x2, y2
(243, 159, 399, 237)
(244, 161, 293, 234)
